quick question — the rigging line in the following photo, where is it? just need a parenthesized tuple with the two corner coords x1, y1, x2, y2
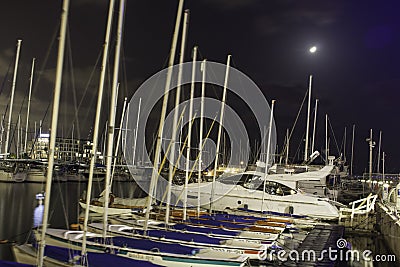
(74, 47, 103, 131)
(27, 101, 51, 158)
(121, 44, 129, 100)
(31, 16, 59, 97)
(327, 116, 340, 156)
(173, 114, 218, 205)
(55, 178, 71, 229)
(65, 23, 81, 140)
(0, 60, 12, 98)
(21, 19, 59, 156)
(157, 106, 188, 207)
(280, 86, 309, 162)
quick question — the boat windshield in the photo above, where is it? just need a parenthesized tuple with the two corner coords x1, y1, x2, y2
(243, 176, 296, 196)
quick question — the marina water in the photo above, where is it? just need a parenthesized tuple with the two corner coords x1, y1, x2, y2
(0, 181, 397, 266)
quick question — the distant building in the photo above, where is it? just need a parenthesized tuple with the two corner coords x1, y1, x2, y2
(28, 134, 102, 162)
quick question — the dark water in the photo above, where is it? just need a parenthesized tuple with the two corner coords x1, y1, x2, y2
(0, 182, 398, 266)
(0, 180, 144, 262)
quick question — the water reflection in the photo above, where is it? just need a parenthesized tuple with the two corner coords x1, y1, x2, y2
(0, 181, 144, 261)
(345, 235, 398, 267)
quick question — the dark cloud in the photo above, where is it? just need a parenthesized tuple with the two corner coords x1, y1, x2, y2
(254, 1, 343, 36)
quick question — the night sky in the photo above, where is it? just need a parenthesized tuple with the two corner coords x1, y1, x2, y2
(0, 0, 399, 175)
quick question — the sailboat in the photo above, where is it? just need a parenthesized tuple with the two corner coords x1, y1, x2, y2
(11, 1, 158, 266)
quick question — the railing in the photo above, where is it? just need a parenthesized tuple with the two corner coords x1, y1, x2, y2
(339, 194, 378, 227)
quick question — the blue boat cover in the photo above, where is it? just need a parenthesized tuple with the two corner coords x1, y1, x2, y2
(168, 223, 240, 236)
(0, 260, 32, 267)
(134, 229, 223, 245)
(87, 236, 199, 255)
(200, 214, 259, 224)
(188, 218, 248, 229)
(237, 207, 307, 218)
(45, 245, 162, 267)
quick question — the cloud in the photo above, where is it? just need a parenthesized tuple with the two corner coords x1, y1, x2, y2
(254, 1, 344, 36)
(201, 0, 260, 9)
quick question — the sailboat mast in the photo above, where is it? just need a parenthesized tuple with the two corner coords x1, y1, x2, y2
(325, 114, 328, 165)
(81, 0, 115, 257)
(210, 54, 231, 214)
(37, 1, 69, 266)
(368, 128, 374, 184)
(377, 130, 382, 173)
(112, 97, 127, 177)
(165, 9, 189, 225)
(304, 75, 312, 162)
(183, 46, 197, 220)
(0, 115, 4, 155)
(5, 39, 22, 156)
(262, 100, 275, 212)
(24, 58, 35, 153)
(124, 103, 129, 163)
(311, 99, 318, 154)
(343, 127, 347, 162)
(17, 115, 20, 158)
(350, 124, 355, 177)
(103, 0, 126, 239)
(132, 98, 142, 166)
(143, 0, 185, 232)
(198, 59, 206, 216)
(285, 128, 289, 165)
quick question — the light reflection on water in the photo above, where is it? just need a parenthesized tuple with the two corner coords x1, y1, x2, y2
(1, 182, 398, 266)
(343, 234, 398, 266)
(0, 181, 144, 261)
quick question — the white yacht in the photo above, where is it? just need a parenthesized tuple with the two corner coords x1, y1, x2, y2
(172, 168, 340, 221)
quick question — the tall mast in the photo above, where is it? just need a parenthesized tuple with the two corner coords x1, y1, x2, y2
(343, 127, 347, 162)
(37, 0, 69, 266)
(183, 46, 197, 220)
(377, 130, 382, 173)
(350, 124, 355, 177)
(325, 114, 328, 165)
(304, 75, 312, 162)
(81, 0, 115, 257)
(210, 54, 231, 214)
(24, 58, 35, 153)
(103, 0, 126, 239)
(311, 99, 318, 154)
(144, 0, 185, 231)
(132, 98, 142, 166)
(262, 100, 275, 212)
(5, 39, 22, 156)
(124, 103, 129, 163)
(110, 97, 128, 177)
(112, 97, 127, 179)
(367, 129, 374, 185)
(198, 59, 206, 216)
(0, 114, 4, 154)
(285, 128, 289, 165)
(165, 9, 189, 225)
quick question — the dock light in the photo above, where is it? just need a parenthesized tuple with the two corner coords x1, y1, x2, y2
(309, 46, 317, 53)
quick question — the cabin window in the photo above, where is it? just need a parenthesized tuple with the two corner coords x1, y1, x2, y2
(255, 181, 295, 195)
